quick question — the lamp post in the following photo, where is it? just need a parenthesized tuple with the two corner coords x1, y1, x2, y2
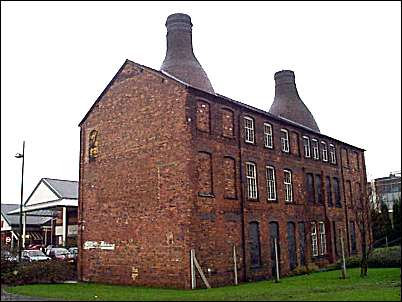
(15, 141, 25, 262)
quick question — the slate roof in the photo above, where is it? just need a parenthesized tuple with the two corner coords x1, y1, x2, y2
(78, 59, 365, 151)
(1, 203, 52, 226)
(42, 178, 78, 199)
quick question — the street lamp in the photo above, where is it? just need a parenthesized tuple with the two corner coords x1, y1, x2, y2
(15, 141, 25, 262)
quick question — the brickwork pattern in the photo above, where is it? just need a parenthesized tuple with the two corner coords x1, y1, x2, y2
(78, 61, 371, 289)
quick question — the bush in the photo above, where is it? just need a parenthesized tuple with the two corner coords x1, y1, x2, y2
(367, 246, 400, 268)
(332, 246, 401, 270)
(291, 263, 320, 276)
(1, 260, 76, 285)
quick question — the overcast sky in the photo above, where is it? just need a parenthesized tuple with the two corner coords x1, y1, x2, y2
(1, 1, 401, 204)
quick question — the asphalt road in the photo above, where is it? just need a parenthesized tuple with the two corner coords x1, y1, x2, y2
(1, 286, 58, 301)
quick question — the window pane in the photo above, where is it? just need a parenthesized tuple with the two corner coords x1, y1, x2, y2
(244, 117, 254, 143)
(264, 123, 273, 148)
(266, 166, 276, 201)
(246, 163, 258, 199)
(281, 129, 289, 152)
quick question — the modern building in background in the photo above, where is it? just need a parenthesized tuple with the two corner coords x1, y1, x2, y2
(369, 171, 401, 211)
(7, 178, 78, 248)
(78, 13, 371, 288)
(1, 203, 51, 249)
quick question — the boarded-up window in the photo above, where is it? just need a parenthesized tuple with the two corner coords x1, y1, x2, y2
(356, 182, 362, 208)
(342, 148, 349, 168)
(222, 109, 234, 138)
(298, 222, 306, 266)
(315, 175, 323, 205)
(354, 151, 360, 170)
(270, 222, 280, 277)
(197, 152, 213, 196)
(223, 157, 236, 199)
(332, 221, 340, 257)
(350, 221, 357, 254)
(346, 180, 353, 207)
(326, 177, 333, 207)
(287, 222, 297, 270)
(249, 222, 261, 268)
(196, 101, 210, 133)
(290, 132, 300, 156)
(306, 173, 315, 203)
(334, 177, 342, 208)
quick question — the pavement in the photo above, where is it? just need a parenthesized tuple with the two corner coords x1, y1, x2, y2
(1, 286, 58, 301)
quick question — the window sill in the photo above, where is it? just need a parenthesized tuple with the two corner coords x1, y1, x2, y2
(224, 196, 238, 200)
(222, 134, 236, 140)
(198, 192, 215, 198)
(247, 198, 259, 202)
(196, 128, 211, 134)
(244, 140, 256, 145)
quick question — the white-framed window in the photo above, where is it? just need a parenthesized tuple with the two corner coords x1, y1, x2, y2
(266, 166, 276, 201)
(280, 129, 290, 153)
(264, 123, 273, 148)
(321, 141, 328, 162)
(246, 162, 258, 199)
(244, 117, 255, 144)
(303, 136, 311, 158)
(311, 222, 318, 256)
(329, 144, 336, 164)
(284, 169, 293, 202)
(319, 221, 327, 255)
(312, 139, 319, 160)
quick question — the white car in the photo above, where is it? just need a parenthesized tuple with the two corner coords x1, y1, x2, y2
(22, 250, 51, 262)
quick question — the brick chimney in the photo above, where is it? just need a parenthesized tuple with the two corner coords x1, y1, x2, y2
(160, 13, 215, 94)
(269, 70, 320, 132)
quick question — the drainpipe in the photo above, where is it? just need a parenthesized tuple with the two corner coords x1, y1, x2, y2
(237, 112, 247, 282)
(339, 147, 351, 256)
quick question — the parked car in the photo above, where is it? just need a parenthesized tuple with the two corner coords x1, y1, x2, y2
(21, 250, 50, 262)
(1, 250, 18, 262)
(45, 245, 54, 256)
(68, 247, 78, 263)
(48, 247, 71, 261)
(27, 244, 42, 250)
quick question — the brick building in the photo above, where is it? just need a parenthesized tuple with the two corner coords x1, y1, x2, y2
(78, 13, 371, 288)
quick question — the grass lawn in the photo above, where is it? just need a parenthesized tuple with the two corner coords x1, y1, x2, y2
(6, 268, 401, 301)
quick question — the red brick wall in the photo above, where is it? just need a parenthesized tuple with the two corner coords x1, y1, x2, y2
(79, 61, 194, 288)
(79, 62, 370, 289)
(185, 87, 369, 287)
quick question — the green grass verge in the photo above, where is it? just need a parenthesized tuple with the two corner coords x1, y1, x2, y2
(6, 268, 401, 301)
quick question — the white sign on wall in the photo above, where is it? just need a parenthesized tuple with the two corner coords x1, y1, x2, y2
(83, 241, 115, 250)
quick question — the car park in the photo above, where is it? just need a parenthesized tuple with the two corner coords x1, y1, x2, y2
(21, 250, 50, 262)
(1, 250, 18, 262)
(48, 247, 71, 261)
(67, 247, 78, 263)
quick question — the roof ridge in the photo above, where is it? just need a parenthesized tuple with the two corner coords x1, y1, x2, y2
(44, 177, 78, 183)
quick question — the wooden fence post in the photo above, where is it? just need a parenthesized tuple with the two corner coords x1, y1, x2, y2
(191, 249, 196, 289)
(340, 232, 347, 279)
(274, 238, 280, 283)
(233, 245, 238, 285)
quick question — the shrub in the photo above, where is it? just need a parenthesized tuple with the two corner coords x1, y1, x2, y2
(291, 263, 320, 276)
(367, 246, 400, 268)
(1, 260, 76, 285)
(332, 246, 401, 270)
